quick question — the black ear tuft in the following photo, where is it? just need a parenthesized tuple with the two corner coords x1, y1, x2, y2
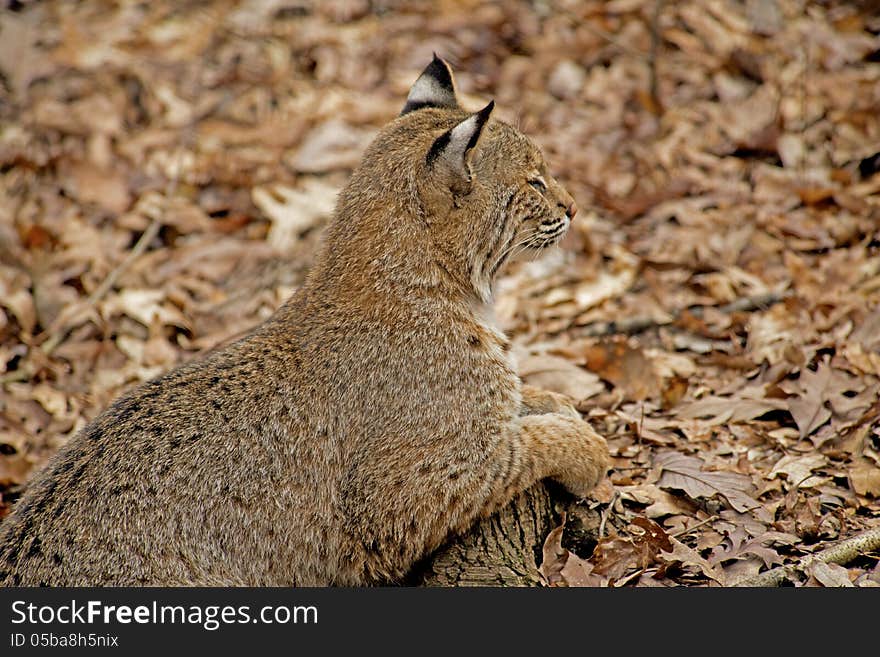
(464, 100, 494, 153)
(401, 54, 460, 115)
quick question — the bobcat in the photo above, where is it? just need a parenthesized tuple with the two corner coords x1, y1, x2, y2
(0, 56, 610, 586)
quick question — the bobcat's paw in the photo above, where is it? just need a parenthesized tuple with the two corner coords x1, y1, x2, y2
(552, 422, 611, 499)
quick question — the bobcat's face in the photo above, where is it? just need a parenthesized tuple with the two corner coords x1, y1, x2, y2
(397, 56, 577, 302)
(477, 123, 577, 284)
(344, 56, 577, 303)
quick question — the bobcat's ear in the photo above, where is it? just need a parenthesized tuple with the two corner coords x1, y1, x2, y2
(425, 100, 494, 182)
(401, 54, 460, 115)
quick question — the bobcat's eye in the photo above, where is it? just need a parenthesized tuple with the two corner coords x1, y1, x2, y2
(528, 177, 547, 192)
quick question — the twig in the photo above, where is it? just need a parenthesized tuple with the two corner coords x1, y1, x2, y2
(571, 289, 788, 338)
(715, 290, 786, 315)
(581, 23, 650, 60)
(732, 527, 880, 587)
(0, 370, 32, 385)
(38, 162, 182, 357)
(573, 315, 658, 338)
(670, 514, 718, 539)
(648, 0, 665, 114)
(86, 219, 162, 307)
(598, 490, 620, 540)
(39, 218, 162, 357)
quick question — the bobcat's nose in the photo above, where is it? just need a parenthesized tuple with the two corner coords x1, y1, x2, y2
(566, 201, 577, 219)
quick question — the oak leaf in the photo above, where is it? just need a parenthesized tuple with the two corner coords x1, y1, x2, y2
(655, 451, 760, 513)
(516, 352, 604, 402)
(253, 180, 339, 252)
(768, 453, 828, 489)
(783, 362, 834, 439)
(583, 338, 661, 401)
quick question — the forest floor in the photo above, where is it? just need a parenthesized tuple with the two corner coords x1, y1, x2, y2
(1, 0, 879, 587)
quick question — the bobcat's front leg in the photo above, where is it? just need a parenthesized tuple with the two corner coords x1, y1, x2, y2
(481, 413, 610, 518)
(520, 384, 580, 419)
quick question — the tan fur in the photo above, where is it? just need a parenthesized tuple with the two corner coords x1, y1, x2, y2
(0, 58, 609, 586)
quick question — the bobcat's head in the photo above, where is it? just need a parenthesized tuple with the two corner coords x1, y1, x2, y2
(338, 56, 577, 303)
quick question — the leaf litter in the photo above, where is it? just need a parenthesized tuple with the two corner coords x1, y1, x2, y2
(1, 0, 879, 586)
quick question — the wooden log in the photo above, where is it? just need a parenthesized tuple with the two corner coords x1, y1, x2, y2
(411, 482, 603, 587)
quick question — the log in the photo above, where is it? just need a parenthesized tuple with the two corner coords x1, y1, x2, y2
(412, 483, 558, 586)
(411, 482, 601, 587)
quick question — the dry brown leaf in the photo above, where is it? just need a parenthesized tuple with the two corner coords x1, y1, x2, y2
(0, 268, 36, 335)
(745, 304, 806, 366)
(583, 338, 661, 401)
(709, 528, 794, 569)
(807, 561, 854, 588)
(61, 160, 131, 215)
(29, 383, 71, 422)
(284, 119, 374, 173)
(590, 516, 673, 583)
(516, 352, 604, 402)
(655, 451, 760, 513)
(782, 361, 834, 440)
(848, 457, 880, 497)
(253, 180, 339, 252)
(678, 391, 787, 425)
(768, 453, 829, 489)
(617, 483, 695, 519)
(657, 537, 724, 584)
(559, 554, 608, 587)
(539, 518, 609, 587)
(539, 523, 568, 587)
(0, 10, 59, 96)
(101, 289, 189, 330)
(0, 452, 34, 489)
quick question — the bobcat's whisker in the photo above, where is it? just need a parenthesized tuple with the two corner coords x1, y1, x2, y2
(488, 234, 533, 279)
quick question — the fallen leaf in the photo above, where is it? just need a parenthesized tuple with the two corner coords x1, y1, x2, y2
(252, 179, 339, 251)
(657, 537, 725, 584)
(539, 514, 609, 587)
(618, 483, 695, 518)
(709, 528, 793, 568)
(769, 453, 828, 489)
(29, 383, 71, 421)
(539, 522, 568, 586)
(848, 457, 880, 497)
(678, 391, 787, 425)
(0, 268, 37, 335)
(570, 268, 637, 311)
(284, 119, 374, 173)
(61, 160, 131, 215)
(0, 10, 58, 96)
(101, 289, 189, 330)
(655, 451, 760, 512)
(583, 337, 661, 401)
(588, 536, 640, 582)
(808, 561, 854, 588)
(559, 554, 608, 587)
(782, 361, 834, 439)
(717, 84, 779, 150)
(590, 517, 673, 584)
(516, 352, 604, 402)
